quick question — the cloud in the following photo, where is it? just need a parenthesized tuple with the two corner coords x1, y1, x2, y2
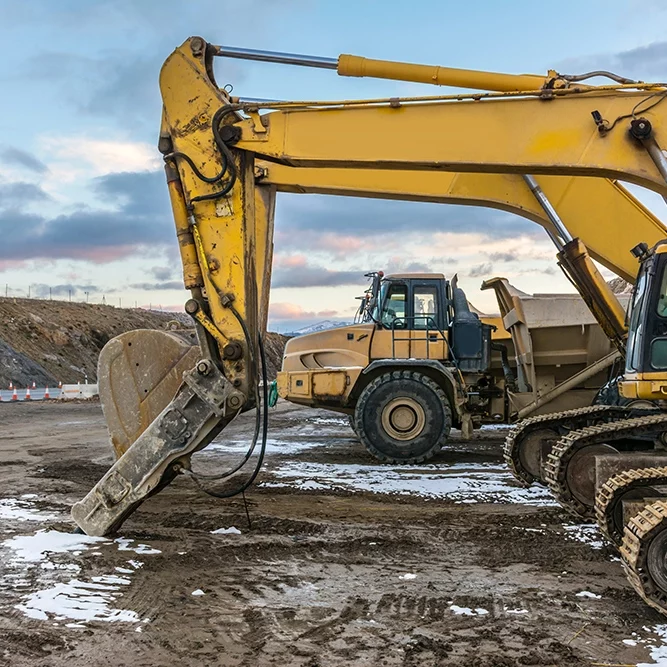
(488, 251, 518, 262)
(272, 264, 361, 289)
(150, 266, 177, 280)
(28, 283, 100, 298)
(0, 169, 174, 262)
(557, 41, 667, 80)
(1, 147, 49, 174)
(468, 263, 493, 278)
(43, 137, 160, 177)
(274, 194, 539, 258)
(269, 302, 340, 320)
(0, 182, 51, 206)
(129, 281, 183, 291)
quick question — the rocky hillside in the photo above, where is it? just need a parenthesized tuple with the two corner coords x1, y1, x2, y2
(0, 298, 287, 388)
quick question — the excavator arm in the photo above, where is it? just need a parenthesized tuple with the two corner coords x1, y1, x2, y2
(72, 37, 667, 535)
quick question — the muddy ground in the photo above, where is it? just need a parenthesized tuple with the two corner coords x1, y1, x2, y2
(1, 400, 666, 667)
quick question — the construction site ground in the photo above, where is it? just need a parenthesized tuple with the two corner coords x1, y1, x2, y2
(2, 400, 667, 667)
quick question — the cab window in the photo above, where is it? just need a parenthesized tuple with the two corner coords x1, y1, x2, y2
(651, 339, 667, 369)
(626, 271, 647, 372)
(413, 286, 438, 329)
(658, 265, 667, 318)
(381, 284, 407, 328)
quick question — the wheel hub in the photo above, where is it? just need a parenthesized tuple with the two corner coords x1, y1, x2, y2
(381, 397, 426, 441)
(647, 530, 667, 593)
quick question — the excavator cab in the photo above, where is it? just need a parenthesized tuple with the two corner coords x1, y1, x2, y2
(621, 241, 667, 401)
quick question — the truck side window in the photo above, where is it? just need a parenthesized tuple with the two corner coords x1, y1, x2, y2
(413, 286, 438, 329)
(381, 284, 407, 328)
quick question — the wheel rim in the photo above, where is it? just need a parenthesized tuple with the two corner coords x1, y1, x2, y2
(648, 530, 667, 593)
(565, 444, 617, 507)
(381, 397, 426, 441)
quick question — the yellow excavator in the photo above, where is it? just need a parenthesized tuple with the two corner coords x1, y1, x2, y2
(70, 37, 667, 614)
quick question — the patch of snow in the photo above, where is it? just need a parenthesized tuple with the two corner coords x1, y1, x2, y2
(211, 526, 242, 535)
(563, 524, 604, 550)
(575, 591, 601, 599)
(191, 589, 205, 597)
(115, 537, 161, 555)
(16, 577, 140, 623)
(311, 417, 348, 426)
(261, 460, 556, 506)
(449, 605, 488, 616)
(3, 530, 107, 563)
(505, 608, 529, 615)
(0, 498, 60, 522)
(398, 573, 417, 580)
(623, 639, 637, 647)
(638, 625, 667, 667)
(209, 437, 331, 456)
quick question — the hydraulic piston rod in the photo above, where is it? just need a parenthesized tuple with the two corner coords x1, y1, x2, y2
(212, 43, 553, 92)
(522, 175, 627, 349)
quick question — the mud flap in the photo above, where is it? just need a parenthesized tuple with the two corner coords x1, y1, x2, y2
(71, 360, 243, 536)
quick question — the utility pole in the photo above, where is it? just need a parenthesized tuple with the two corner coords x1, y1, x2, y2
(5, 284, 7, 297)
(85, 291, 89, 303)
(68, 289, 72, 302)
(27, 285, 30, 298)
(49, 287, 52, 300)
(119, 297, 122, 308)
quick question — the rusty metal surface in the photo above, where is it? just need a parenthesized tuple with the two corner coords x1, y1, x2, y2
(98, 330, 201, 459)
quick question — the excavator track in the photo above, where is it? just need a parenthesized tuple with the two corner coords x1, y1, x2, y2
(503, 405, 625, 487)
(596, 466, 667, 545)
(621, 500, 667, 616)
(544, 412, 667, 519)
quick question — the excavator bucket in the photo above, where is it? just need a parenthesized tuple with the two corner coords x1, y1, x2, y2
(98, 329, 201, 458)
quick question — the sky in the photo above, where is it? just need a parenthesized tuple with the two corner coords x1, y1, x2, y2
(1, 0, 666, 331)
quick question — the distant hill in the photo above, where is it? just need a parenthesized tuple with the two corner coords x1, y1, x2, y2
(0, 298, 288, 388)
(285, 320, 351, 336)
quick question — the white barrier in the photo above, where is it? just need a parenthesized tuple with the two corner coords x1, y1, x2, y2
(59, 384, 99, 400)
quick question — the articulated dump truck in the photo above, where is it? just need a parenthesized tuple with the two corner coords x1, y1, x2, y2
(277, 272, 625, 464)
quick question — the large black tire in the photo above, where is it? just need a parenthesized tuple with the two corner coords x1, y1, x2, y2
(354, 370, 452, 464)
(348, 414, 358, 436)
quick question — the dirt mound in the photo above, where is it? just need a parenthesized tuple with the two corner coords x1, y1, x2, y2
(608, 276, 632, 295)
(0, 297, 288, 387)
